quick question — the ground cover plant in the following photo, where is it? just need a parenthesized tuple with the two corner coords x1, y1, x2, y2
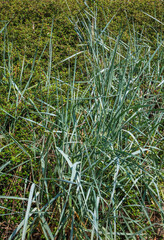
(0, 1, 164, 239)
(0, 0, 163, 84)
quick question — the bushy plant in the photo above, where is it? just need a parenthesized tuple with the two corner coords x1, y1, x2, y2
(0, 1, 163, 239)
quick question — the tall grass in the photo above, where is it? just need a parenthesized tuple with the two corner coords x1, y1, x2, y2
(0, 3, 163, 239)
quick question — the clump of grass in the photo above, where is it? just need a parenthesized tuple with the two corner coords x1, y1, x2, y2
(0, 2, 163, 240)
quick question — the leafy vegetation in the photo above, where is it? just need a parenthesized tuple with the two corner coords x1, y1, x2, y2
(0, 0, 163, 239)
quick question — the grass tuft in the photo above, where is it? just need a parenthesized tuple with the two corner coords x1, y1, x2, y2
(0, 2, 163, 239)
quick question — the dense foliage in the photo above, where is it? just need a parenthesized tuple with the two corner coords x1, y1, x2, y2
(0, 0, 163, 67)
(0, 0, 163, 239)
